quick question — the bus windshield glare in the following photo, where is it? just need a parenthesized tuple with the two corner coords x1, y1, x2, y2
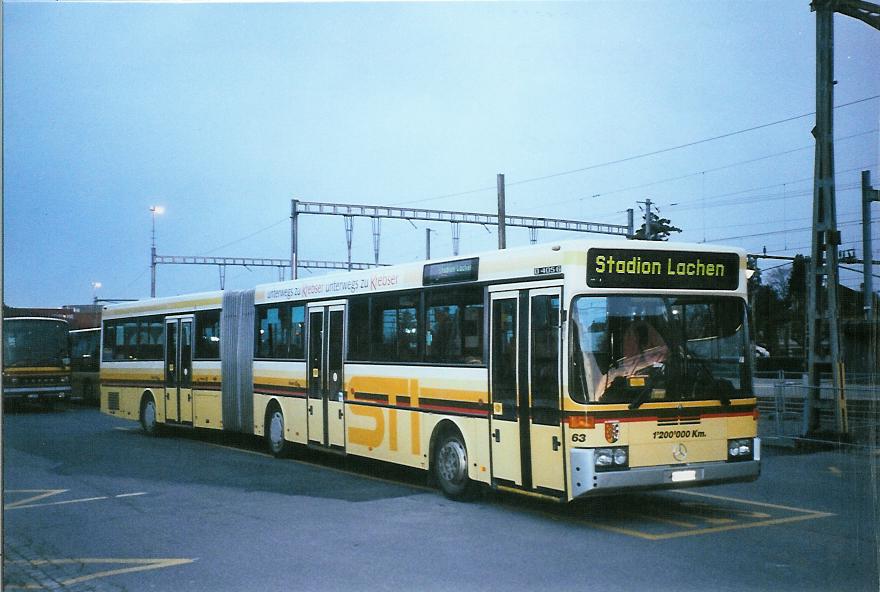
(3, 320, 70, 368)
(569, 295, 751, 406)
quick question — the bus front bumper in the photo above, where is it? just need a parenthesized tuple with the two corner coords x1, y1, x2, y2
(570, 440, 761, 498)
(4, 386, 71, 401)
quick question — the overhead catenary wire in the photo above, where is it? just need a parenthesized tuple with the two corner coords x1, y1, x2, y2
(584, 129, 876, 201)
(391, 95, 880, 207)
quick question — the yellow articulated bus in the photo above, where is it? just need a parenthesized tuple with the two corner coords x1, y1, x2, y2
(101, 239, 760, 502)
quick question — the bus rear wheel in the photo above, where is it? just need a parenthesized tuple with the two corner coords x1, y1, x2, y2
(434, 431, 475, 500)
(266, 406, 291, 458)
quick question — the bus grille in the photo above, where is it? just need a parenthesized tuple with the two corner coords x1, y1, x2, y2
(108, 392, 120, 411)
(657, 415, 701, 426)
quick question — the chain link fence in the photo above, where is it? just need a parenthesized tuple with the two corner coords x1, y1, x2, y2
(755, 371, 879, 447)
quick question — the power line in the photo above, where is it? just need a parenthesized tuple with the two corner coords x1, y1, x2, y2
(524, 156, 880, 219)
(706, 217, 878, 243)
(198, 217, 288, 256)
(660, 162, 878, 211)
(668, 183, 862, 213)
(504, 97, 880, 189)
(391, 95, 880, 207)
(581, 129, 877, 202)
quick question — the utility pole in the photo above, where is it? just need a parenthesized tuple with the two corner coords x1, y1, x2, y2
(497, 173, 506, 250)
(149, 205, 163, 298)
(806, 0, 846, 435)
(372, 217, 381, 265)
(425, 228, 434, 260)
(344, 216, 354, 271)
(290, 198, 298, 280)
(805, 0, 879, 435)
(862, 170, 880, 322)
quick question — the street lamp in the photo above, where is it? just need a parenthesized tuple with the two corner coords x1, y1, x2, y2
(150, 206, 164, 297)
(91, 281, 102, 304)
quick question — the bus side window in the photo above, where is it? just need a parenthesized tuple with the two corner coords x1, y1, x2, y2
(348, 297, 370, 360)
(195, 309, 221, 360)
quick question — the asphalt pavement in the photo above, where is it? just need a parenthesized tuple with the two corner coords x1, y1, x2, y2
(3, 405, 878, 591)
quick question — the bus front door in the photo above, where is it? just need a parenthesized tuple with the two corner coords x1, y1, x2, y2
(489, 288, 565, 495)
(164, 316, 194, 424)
(307, 303, 346, 450)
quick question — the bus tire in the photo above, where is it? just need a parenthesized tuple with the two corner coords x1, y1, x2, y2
(140, 393, 162, 436)
(265, 404, 291, 458)
(434, 429, 475, 501)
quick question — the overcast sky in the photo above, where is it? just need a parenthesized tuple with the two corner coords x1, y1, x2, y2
(3, 1, 878, 307)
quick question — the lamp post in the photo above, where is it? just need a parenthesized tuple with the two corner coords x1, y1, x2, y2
(150, 206, 164, 297)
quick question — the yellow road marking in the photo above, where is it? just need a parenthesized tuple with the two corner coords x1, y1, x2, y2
(678, 501, 765, 522)
(625, 511, 697, 528)
(561, 491, 834, 541)
(3, 557, 195, 589)
(581, 509, 832, 541)
(642, 512, 835, 540)
(4, 490, 68, 509)
(673, 489, 832, 515)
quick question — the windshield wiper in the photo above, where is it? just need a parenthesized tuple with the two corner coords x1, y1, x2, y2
(628, 385, 652, 410)
(689, 356, 731, 406)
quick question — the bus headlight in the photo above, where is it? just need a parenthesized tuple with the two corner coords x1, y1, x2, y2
(595, 447, 629, 471)
(728, 438, 753, 462)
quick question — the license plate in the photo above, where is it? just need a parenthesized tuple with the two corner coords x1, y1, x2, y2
(670, 469, 697, 483)
(28, 394, 39, 399)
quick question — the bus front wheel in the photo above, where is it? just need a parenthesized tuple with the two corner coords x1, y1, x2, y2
(434, 430, 475, 500)
(140, 395, 161, 436)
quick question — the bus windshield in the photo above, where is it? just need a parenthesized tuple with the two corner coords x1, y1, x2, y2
(3, 319, 70, 368)
(569, 295, 751, 406)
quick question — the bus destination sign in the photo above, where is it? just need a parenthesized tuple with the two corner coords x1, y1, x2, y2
(587, 248, 740, 290)
(423, 257, 479, 286)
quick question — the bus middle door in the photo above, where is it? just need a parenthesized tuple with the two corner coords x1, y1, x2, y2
(307, 303, 346, 450)
(164, 316, 194, 424)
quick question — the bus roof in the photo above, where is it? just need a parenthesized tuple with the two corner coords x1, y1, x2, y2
(3, 316, 69, 324)
(102, 290, 223, 319)
(99, 238, 747, 316)
(254, 238, 746, 304)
